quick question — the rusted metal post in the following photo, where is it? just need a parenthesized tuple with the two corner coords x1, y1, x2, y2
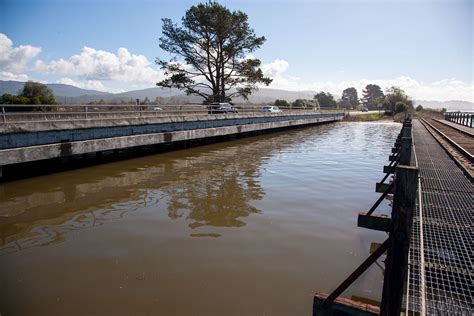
(380, 165, 419, 315)
(321, 238, 389, 311)
(1, 106, 5, 123)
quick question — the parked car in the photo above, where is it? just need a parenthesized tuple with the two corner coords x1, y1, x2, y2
(207, 103, 238, 114)
(261, 105, 282, 113)
(151, 107, 163, 111)
(361, 107, 369, 112)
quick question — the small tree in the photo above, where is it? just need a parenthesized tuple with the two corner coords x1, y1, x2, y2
(395, 101, 408, 113)
(384, 86, 414, 113)
(20, 81, 56, 105)
(416, 104, 423, 112)
(157, 1, 272, 103)
(292, 99, 306, 109)
(274, 99, 290, 108)
(314, 92, 337, 108)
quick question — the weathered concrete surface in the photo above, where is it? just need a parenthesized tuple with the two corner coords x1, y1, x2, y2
(0, 113, 342, 166)
(0, 112, 341, 149)
(0, 111, 340, 133)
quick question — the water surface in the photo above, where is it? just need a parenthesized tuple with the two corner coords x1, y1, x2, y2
(0, 122, 400, 315)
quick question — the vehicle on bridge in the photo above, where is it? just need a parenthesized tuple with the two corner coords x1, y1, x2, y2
(261, 105, 282, 113)
(149, 106, 163, 111)
(207, 103, 238, 114)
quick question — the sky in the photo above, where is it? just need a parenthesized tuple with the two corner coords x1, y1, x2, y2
(0, 0, 473, 102)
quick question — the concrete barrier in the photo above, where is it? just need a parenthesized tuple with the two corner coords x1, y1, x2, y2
(0, 112, 343, 169)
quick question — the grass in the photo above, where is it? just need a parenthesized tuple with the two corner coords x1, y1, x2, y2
(343, 112, 393, 122)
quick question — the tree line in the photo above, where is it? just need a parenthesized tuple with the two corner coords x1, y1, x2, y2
(274, 84, 416, 114)
(0, 81, 56, 110)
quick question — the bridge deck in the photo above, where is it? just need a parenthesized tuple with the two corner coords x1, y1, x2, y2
(407, 119, 473, 315)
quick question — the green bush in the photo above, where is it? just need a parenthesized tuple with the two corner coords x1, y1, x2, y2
(395, 101, 408, 113)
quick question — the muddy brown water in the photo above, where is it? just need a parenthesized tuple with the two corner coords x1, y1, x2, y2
(0, 122, 400, 315)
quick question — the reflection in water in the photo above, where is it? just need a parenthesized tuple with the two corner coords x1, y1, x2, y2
(0, 122, 400, 255)
(0, 132, 276, 254)
(162, 148, 264, 230)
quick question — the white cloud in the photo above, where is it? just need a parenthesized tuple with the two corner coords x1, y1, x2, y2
(0, 71, 31, 81)
(261, 59, 289, 76)
(35, 46, 165, 84)
(0, 71, 47, 84)
(261, 59, 474, 102)
(0, 33, 42, 72)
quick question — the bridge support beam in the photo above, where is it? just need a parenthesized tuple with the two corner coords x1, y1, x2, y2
(380, 165, 418, 315)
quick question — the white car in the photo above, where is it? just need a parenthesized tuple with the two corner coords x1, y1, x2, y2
(261, 106, 282, 113)
(149, 106, 163, 111)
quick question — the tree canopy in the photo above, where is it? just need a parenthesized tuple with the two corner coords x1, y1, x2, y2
(314, 92, 337, 108)
(274, 99, 290, 108)
(19, 81, 56, 105)
(292, 98, 318, 109)
(361, 84, 384, 110)
(384, 86, 414, 113)
(339, 87, 359, 109)
(157, 1, 272, 103)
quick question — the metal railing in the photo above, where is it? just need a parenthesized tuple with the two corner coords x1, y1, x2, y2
(0, 104, 345, 124)
(315, 119, 419, 315)
(444, 111, 473, 128)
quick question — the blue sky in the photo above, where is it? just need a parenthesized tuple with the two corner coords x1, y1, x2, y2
(0, 0, 472, 101)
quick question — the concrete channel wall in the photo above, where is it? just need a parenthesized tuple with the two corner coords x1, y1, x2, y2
(0, 112, 343, 168)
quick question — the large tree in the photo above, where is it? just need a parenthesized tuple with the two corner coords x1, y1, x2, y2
(157, 1, 272, 103)
(314, 92, 337, 108)
(361, 84, 384, 110)
(339, 87, 359, 109)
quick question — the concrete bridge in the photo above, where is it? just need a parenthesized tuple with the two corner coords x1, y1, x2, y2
(0, 107, 344, 178)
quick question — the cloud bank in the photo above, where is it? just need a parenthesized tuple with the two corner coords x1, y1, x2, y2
(0, 33, 41, 72)
(261, 59, 474, 102)
(1, 33, 472, 102)
(35, 46, 164, 84)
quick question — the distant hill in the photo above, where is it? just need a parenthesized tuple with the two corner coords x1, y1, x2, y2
(1, 80, 472, 110)
(0, 80, 25, 95)
(0, 80, 111, 98)
(0, 80, 319, 104)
